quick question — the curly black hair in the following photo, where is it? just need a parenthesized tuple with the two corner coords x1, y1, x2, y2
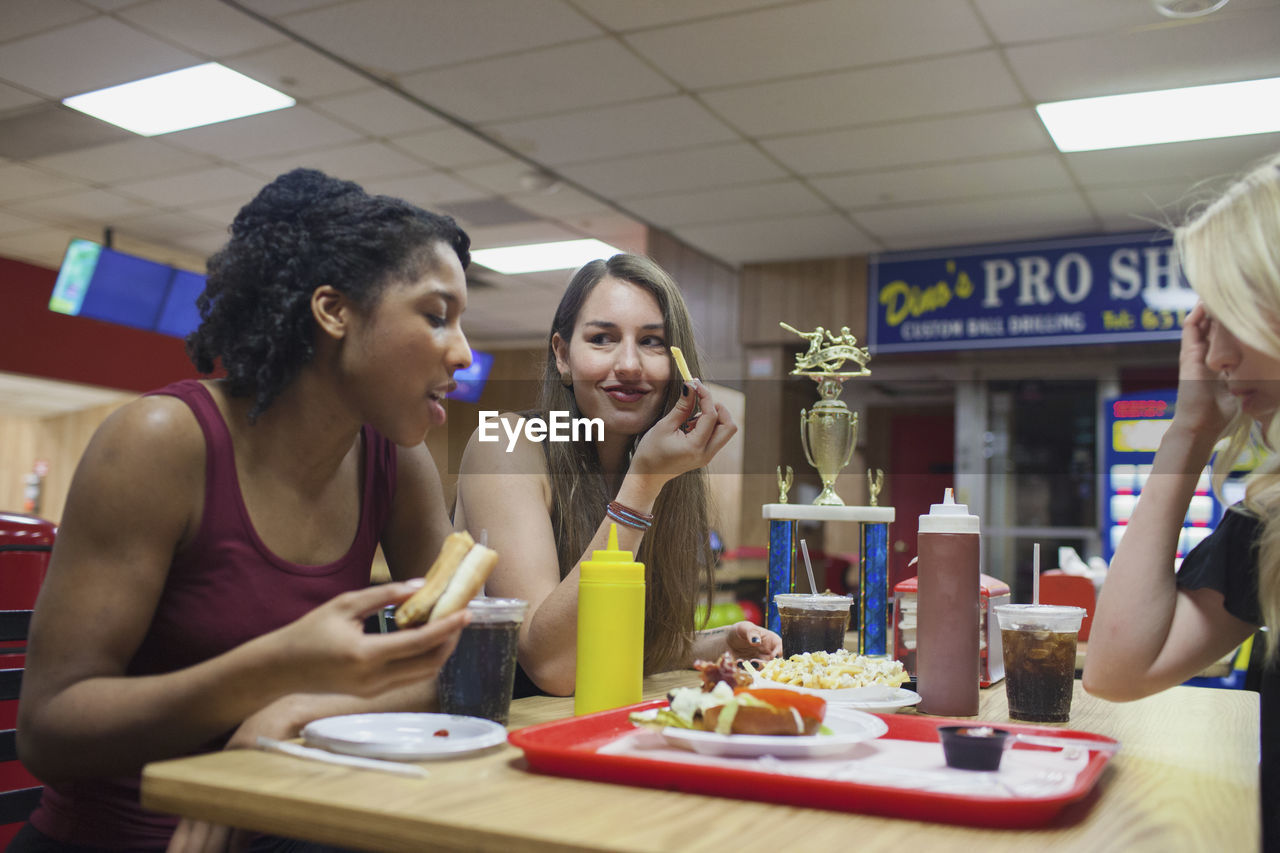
(186, 168, 470, 420)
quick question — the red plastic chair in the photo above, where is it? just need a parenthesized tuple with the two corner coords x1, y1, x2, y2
(1037, 570, 1096, 641)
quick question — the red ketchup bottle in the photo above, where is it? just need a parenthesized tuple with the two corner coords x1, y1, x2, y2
(916, 488, 981, 717)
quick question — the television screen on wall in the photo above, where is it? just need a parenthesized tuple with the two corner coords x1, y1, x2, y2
(49, 238, 205, 339)
(448, 350, 494, 403)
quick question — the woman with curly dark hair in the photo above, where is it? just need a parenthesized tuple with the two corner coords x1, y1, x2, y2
(13, 169, 474, 851)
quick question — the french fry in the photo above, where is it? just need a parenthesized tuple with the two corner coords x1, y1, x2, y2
(669, 345, 693, 382)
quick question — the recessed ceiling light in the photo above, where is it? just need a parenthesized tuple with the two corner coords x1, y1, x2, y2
(1036, 77, 1280, 152)
(471, 239, 625, 274)
(62, 62, 295, 136)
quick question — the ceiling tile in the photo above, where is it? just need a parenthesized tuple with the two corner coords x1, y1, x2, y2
(359, 172, 491, 209)
(0, 163, 87, 202)
(389, 126, 511, 169)
(313, 87, 447, 137)
(0, 209, 48, 236)
(560, 142, 788, 198)
(627, 0, 990, 89)
(553, 211, 647, 252)
(703, 51, 1023, 137)
(221, 41, 369, 100)
(0, 16, 199, 98)
(814, 154, 1075, 209)
(488, 96, 738, 165)
(1006, 8, 1280, 101)
(0, 0, 96, 43)
(399, 38, 676, 124)
(625, 180, 831, 227)
(465, 220, 583, 250)
(163, 106, 362, 160)
(113, 166, 266, 206)
(32, 138, 214, 183)
(852, 192, 1096, 244)
(10, 188, 152, 223)
(678, 212, 879, 264)
(119, 0, 287, 57)
(453, 159, 545, 196)
(171, 229, 232, 258)
(0, 104, 132, 159)
(280, 0, 601, 75)
(0, 227, 83, 267)
(1065, 132, 1280, 186)
(240, 0, 337, 14)
(0, 81, 42, 114)
(111, 209, 226, 242)
(569, 0, 781, 30)
(1086, 181, 1220, 233)
(505, 186, 613, 219)
(244, 140, 429, 182)
(973, 0, 1159, 42)
(761, 108, 1052, 176)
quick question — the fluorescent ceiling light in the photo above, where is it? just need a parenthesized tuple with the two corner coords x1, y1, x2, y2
(62, 62, 295, 136)
(1036, 77, 1280, 152)
(471, 239, 624, 274)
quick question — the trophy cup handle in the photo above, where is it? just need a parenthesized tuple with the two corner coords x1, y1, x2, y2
(842, 412, 858, 468)
(800, 408, 817, 469)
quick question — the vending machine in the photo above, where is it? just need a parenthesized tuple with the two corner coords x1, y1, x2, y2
(1101, 391, 1246, 565)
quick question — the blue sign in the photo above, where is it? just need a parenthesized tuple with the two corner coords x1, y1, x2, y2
(868, 232, 1193, 353)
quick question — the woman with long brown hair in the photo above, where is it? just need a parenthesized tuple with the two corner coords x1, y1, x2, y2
(1084, 152, 1280, 851)
(454, 254, 780, 696)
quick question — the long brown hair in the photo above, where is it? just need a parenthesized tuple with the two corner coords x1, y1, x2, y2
(1176, 151, 1280, 662)
(538, 254, 715, 672)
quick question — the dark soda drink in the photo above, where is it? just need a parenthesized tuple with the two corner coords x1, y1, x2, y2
(1001, 628, 1077, 722)
(438, 598, 525, 725)
(776, 595, 852, 657)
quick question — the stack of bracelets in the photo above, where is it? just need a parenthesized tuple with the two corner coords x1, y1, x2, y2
(606, 500, 653, 531)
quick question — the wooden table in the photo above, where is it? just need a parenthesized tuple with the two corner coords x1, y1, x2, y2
(141, 674, 1260, 852)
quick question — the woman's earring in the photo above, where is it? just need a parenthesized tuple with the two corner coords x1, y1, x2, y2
(560, 371, 572, 387)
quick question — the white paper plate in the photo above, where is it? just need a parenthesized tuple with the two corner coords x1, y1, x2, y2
(632, 707, 888, 759)
(302, 713, 507, 761)
(750, 676, 921, 711)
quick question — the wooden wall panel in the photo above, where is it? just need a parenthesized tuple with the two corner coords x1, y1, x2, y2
(647, 230, 743, 387)
(740, 256, 867, 346)
(0, 414, 41, 516)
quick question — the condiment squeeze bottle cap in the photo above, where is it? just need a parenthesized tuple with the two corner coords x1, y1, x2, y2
(919, 487, 980, 533)
(582, 523, 644, 583)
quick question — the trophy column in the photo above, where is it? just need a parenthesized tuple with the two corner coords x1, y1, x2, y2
(762, 504, 895, 655)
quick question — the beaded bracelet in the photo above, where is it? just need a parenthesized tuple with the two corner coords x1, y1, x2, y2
(606, 500, 654, 531)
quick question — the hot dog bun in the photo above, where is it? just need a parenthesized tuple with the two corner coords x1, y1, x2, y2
(394, 531, 483, 628)
(428, 542, 499, 623)
(702, 703, 821, 736)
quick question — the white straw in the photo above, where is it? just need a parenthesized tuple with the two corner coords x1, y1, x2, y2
(800, 539, 819, 594)
(479, 529, 488, 548)
(1033, 542, 1040, 605)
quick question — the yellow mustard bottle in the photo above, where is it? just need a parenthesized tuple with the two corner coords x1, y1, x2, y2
(575, 523, 645, 715)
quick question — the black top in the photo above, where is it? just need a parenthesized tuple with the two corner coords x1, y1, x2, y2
(1177, 507, 1277, 851)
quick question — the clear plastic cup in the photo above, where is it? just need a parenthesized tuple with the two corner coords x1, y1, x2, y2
(993, 604, 1085, 723)
(437, 597, 527, 725)
(774, 593, 853, 657)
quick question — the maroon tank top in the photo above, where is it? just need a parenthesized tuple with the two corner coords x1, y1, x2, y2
(30, 379, 397, 848)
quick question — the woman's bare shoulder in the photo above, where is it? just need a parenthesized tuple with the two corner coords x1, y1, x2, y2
(460, 411, 549, 477)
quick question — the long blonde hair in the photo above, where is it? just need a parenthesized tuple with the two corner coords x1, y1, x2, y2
(537, 254, 715, 673)
(1176, 151, 1280, 661)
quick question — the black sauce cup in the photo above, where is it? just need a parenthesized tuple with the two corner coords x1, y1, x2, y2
(938, 725, 1010, 771)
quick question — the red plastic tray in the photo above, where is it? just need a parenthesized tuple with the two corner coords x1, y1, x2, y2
(508, 700, 1117, 828)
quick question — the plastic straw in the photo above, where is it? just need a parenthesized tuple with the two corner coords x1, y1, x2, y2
(479, 529, 488, 548)
(1033, 542, 1040, 605)
(800, 539, 818, 594)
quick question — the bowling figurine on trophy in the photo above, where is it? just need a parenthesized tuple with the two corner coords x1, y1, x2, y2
(779, 323, 871, 506)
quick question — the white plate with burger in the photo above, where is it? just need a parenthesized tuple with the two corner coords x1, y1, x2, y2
(630, 683, 888, 759)
(302, 713, 507, 761)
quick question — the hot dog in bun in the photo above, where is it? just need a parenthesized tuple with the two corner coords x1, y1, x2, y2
(394, 531, 498, 628)
(634, 681, 827, 736)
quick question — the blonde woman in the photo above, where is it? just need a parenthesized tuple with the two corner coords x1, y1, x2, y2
(1083, 152, 1280, 851)
(454, 254, 780, 697)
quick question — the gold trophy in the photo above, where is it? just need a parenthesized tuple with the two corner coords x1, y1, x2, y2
(781, 323, 871, 506)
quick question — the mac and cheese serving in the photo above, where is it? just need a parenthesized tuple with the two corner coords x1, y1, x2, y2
(756, 648, 909, 690)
